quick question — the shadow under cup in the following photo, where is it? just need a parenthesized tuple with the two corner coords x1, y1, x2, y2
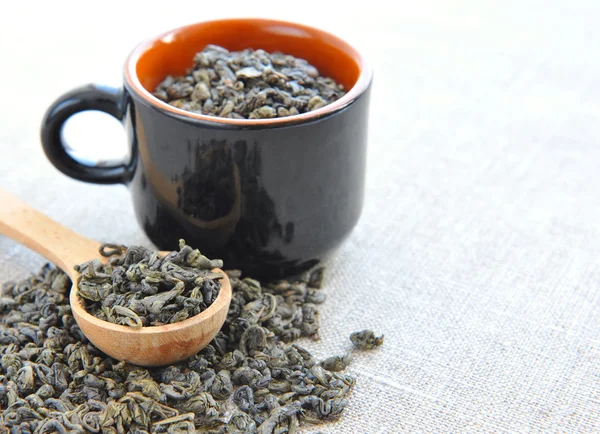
(40, 19, 373, 279)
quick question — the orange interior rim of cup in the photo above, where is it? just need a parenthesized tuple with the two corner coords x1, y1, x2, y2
(124, 18, 372, 126)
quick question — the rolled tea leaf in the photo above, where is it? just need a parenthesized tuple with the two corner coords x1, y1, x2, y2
(349, 329, 385, 350)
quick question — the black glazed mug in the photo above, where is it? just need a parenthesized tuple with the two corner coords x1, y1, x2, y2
(40, 18, 372, 279)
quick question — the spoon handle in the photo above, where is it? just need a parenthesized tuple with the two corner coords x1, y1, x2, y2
(0, 187, 100, 277)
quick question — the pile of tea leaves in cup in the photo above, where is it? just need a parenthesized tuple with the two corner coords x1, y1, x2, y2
(0, 239, 383, 433)
(152, 44, 346, 119)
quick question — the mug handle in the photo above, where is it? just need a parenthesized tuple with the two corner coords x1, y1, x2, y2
(40, 84, 134, 184)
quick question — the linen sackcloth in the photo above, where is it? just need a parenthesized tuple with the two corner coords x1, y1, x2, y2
(1, 1, 600, 432)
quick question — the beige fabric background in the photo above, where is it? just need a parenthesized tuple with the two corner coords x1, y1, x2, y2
(2, 1, 600, 432)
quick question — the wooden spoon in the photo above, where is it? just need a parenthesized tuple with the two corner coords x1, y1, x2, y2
(0, 188, 232, 367)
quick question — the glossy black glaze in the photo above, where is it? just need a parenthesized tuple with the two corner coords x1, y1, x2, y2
(125, 83, 370, 279)
(41, 83, 371, 279)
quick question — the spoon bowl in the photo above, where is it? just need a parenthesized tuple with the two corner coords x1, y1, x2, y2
(0, 188, 232, 366)
(69, 267, 231, 366)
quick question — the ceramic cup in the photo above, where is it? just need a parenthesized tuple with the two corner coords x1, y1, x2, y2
(40, 18, 372, 279)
